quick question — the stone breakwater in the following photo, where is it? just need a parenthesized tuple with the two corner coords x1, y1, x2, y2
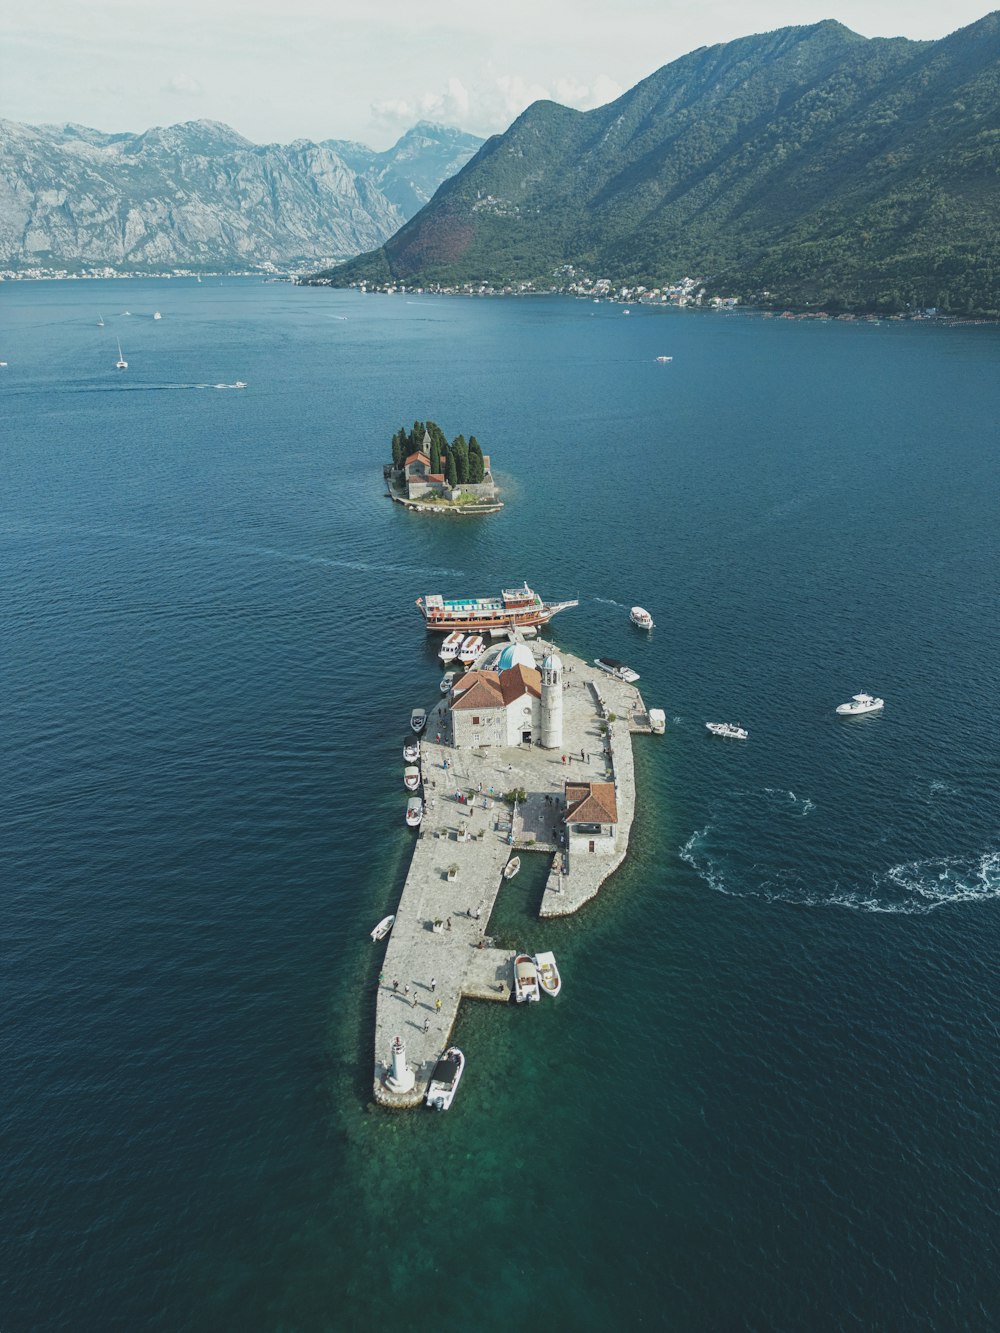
(372, 638, 654, 1107)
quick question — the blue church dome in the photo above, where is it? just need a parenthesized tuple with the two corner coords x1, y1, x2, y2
(495, 643, 536, 672)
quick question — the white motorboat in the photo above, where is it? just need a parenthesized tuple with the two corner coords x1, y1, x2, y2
(115, 338, 128, 370)
(410, 708, 427, 734)
(594, 656, 640, 683)
(648, 708, 666, 734)
(403, 765, 421, 791)
(630, 606, 655, 630)
(233, 381, 247, 389)
(439, 631, 464, 663)
(705, 722, 748, 740)
(153, 311, 162, 320)
(440, 671, 456, 694)
(405, 797, 423, 827)
(534, 950, 561, 997)
(514, 954, 540, 1003)
(655, 355, 673, 363)
(403, 736, 420, 763)
(836, 693, 884, 716)
(425, 1047, 465, 1110)
(370, 914, 395, 942)
(458, 634, 485, 665)
(503, 856, 521, 879)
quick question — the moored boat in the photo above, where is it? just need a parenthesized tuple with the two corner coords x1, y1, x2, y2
(630, 606, 655, 630)
(458, 634, 485, 665)
(514, 954, 540, 1003)
(440, 671, 456, 694)
(439, 630, 465, 662)
(503, 856, 521, 880)
(403, 736, 420, 763)
(405, 797, 423, 827)
(403, 765, 421, 791)
(410, 707, 427, 734)
(534, 950, 561, 997)
(425, 1047, 465, 1110)
(417, 582, 578, 634)
(648, 708, 666, 734)
(705, 722, 748, 739)
(370, 914, 395, 942)
(835, 692, 884, 716)
(594, 656, 640, 683)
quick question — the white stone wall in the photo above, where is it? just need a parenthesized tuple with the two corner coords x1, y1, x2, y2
(451, 706, 505, 749)
(568, 825, 617, 856)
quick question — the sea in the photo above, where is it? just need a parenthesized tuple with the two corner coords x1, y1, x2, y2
(3, 279, 999, 1332)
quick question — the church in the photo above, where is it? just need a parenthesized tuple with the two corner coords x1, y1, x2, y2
(448, 645, 563, 750)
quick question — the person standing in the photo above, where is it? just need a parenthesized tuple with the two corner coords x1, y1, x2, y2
(430, 977, 437, 991)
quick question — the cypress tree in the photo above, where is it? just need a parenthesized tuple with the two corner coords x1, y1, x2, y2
(451, 434, 469, 484)
(468, 436, 485, 483)
(446, 449, 458, 488)
(391, 431, 405, 469)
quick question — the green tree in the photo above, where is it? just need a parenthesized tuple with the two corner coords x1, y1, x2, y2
(446, 449, 458, 487)
(451, 434, 469, 484)
(468, 436, 485, 483)
(412, 421, 426, 454)
(391, 431, 405, 469)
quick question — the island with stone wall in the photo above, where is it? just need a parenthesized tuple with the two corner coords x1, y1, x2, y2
(383, 419, 503, 513)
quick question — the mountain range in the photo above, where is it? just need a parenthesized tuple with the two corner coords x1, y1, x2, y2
(314, 13, 1000, 315)
(0, 119, 482, 272)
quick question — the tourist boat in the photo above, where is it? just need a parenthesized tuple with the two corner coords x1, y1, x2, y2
(425, 1047, 465, 1110)
(417, 583, 578, 634)
(533, 950, 561, 997)
(153, 311, 162, 320)
(503, 856, 521, 879)
(440, 671, 456, 694)
(836, 692, 884, 716)
(458, 634, 485, 666)
(655, 355, 672, 363)
(594, 656, 640, 683)
(403, 736, 420, 763)
(115, 338, 128, 370)
(439, 631, 464, 662)
(705, 722, 748, 739)
(630, 606, 655, 630)
(370, 914, 395, 942)
(403, 765, 421, 791)
(514, 955, 540, 1003)
(405, 797, 423, 827)
(410, 707, 427, 734)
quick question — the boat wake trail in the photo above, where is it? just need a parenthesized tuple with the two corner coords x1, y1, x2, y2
(760, 787, 815, 817)
(593, 596, 629, 610)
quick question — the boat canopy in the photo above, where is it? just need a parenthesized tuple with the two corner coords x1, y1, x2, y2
(431, 1057, 459, 1086)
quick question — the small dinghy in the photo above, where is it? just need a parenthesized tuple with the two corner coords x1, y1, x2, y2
(503, 856, 521, 879)
(410, 708, 427, 734)
(534, 950, 561, 997)
(705, 722, 748, 740)
(370, 915, 395, 942)
(403, 765, 421, 791)
(514, 954, 540, 1003)
(425, 1047, 465, 1110)
(405, 797, 423, 827)
(440, 671, 456, 694)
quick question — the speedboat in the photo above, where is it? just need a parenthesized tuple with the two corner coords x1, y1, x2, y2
(705, 722, 748, 740)
(370, 914, 395, 942)
(630, 606, 655, 630)
(503, 856, 521, 879)
(233, 381, 247, 389)
(403, 736, 420, 763)
(440, 671, 456, 694)
(534, 950, 561, 997)
(153, 311, 162, 320)
(655, 355, 673, 363)
(403, 765, 421, 791)
(115, 338, 128, 370)
(836, 693, 884, 716)
(405, 797, 423, 827)
(425, 1047, 465, 1110)
(458, 634, 485, 665)
(439, 631, 464, 663)
(594, 656, 640, 683)
(410, 708, 427, 734)
(514, 954, 540, 1003)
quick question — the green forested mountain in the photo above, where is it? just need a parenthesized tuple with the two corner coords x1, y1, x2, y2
(309, 13, 1000, 314)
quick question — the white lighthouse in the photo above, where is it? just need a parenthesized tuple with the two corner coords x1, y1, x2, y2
(540, 653, 564, 750)
(384, 1035, 415, 1094)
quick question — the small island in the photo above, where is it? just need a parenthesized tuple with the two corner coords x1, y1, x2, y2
(383, 420, 503, 514)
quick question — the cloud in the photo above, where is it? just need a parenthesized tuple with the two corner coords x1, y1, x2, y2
(370, 69, 622, 139)
(161, 72, 203, 95)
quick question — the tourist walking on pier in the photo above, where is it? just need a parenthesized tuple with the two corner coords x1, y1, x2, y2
(412, 994, 418, 1008)
(430, 977, 437, 991)
(435, 999, 442, 1012)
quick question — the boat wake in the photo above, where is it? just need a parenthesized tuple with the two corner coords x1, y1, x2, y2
(593, 596, 629, 610)
(679, 825, 1000, 915)
(760, 787, 815, 817)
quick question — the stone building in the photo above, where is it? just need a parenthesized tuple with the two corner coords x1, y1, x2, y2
(563, 781, 618, 855)
(449, 652, 542, 748)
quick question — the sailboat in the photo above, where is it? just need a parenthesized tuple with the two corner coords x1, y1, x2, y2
(97, 314, 105, 327)
(115, 338, 128, 370)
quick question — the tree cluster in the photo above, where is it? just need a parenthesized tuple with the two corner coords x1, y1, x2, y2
(391, 421, 488, 486)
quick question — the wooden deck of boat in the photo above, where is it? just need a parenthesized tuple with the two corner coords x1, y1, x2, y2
(372, 640, 655, 1108)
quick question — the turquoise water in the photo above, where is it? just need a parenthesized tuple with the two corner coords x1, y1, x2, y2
(3, 281, 1000, 1331)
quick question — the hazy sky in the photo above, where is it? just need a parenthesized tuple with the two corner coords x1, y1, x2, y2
(1, 1, 993, 148)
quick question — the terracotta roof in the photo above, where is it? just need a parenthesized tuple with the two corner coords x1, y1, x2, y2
(451, 671, 504, 710)
(427, 473, 445, 483)
(404, 451, 431, 467)
(564, 781, 618, 824)
(499, 664, 541, 705)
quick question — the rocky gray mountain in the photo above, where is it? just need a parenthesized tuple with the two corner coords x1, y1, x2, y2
(0, 118, 482, 271)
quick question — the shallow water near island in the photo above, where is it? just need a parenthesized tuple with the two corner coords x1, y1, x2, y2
(3, 281, 1000, 1330)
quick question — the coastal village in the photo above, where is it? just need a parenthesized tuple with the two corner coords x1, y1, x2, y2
(372, 583, 665, 1109)
(383, 420, 502, 513)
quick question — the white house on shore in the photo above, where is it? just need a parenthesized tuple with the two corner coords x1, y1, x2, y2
(563, 780, 618, 855)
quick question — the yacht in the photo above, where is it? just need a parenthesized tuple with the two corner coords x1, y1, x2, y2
(410, 707, 427, 734)
(534, 951, 561, 997)
(439, 631, 464, 662)
(458, 634, 485, 666)
(403, 765, 421, 791)
(425, 1047, 465, 1110)
(405, 797, 423, 827)
(836, 693, 884, 716)
(705, 722, 748, 740)
(115, 338, 128, 370)
(403, 736, 420, 763)
(594, 656, 640, 683)
(514, 954, 540, 1003)
(630, 606, 655, 630)
(97, 315, 105, 327)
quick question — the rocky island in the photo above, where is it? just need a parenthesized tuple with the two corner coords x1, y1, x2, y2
(383, 420, 502, 514)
